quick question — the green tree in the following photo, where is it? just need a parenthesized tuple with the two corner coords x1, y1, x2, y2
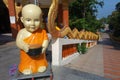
(69, 0, 104, 19)
(69, 0, 104, 32)
(116, 2, 120, 11)
(107, 2, 120, 37)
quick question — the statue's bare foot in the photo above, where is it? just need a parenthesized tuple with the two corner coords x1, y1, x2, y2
(22, 69, 32, 75)
(38, 66, 46, 73)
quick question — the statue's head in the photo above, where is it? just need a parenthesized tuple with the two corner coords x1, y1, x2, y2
(21, 4, 42, 32)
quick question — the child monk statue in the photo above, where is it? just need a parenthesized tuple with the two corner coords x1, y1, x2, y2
(16, 4, 49, 75)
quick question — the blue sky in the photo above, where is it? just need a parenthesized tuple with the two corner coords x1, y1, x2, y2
(97, 0, 120, 19)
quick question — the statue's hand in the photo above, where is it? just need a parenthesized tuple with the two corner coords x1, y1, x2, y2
(23, 44, 29, 52)
(42, 47, 46, 54)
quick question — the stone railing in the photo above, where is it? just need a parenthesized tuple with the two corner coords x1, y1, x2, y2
(52, 38, 97, 66)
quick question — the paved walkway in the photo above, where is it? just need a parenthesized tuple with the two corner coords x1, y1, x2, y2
(65, 33, 120, 80)
(102, 33, 120, 80)
(0, 33, 120, 80)
(65, 42, 104, 76)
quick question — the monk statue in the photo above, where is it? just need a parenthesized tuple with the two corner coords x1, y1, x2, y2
(16, 4, 49, 75)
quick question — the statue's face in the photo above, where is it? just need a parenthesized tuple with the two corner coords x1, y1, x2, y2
(21, 15, 41, 32)
(21, 4, 42, 33)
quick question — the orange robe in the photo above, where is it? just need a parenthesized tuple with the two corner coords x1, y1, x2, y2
(18, 29, 48, 73)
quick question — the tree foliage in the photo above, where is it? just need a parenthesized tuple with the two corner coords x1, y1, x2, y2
(107, 2, 120, 37)
(69, 0, 104, 32)
(116, 2, 120, 11)
(69, 0, 104, 19)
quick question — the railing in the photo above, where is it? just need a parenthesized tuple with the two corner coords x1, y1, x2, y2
(52, 38, 97, 66)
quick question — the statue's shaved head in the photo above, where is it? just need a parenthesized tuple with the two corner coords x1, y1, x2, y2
(21, 4, 42, 18)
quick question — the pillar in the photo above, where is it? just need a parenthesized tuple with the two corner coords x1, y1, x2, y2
(62, 0, 69, 26)
(58, 4, 63, 26)
(8, 0, 17, 38)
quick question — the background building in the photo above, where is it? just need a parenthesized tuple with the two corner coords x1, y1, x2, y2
(2, 0, 74, 38)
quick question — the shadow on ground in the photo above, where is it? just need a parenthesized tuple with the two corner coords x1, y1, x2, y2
(53, 66, 111, 80)
(0, 34, 15, 45)
(100, 37, 120, 50)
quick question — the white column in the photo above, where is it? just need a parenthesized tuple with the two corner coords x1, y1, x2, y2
(52, 39, 62, 65)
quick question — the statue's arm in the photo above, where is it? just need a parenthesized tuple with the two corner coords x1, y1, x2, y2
(42, 40, 49, 53)
(16, 29, 29, 52)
